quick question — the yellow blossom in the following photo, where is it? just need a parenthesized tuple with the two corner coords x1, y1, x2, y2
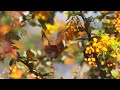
(110, 51, 117, 58)
(45, 19, 58, 34)
(9, 65, 23, 79)
(118, 20, 120, 24)
(102, 47, 108, 52)
(91, 58, 96, 62)
(92, 43, 97, 47)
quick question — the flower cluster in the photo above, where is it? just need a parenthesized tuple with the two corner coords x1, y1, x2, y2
(84, 34, 120, 67)
(34, 11, 52, 21)
(110, 11, 120, 33)
(65, 16, 86, 41)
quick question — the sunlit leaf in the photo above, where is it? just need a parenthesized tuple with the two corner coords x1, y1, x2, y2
(111, 69, 119, 78)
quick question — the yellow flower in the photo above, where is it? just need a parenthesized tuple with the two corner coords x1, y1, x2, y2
(98, 45, 102, 49)
(96, 48, 100, 53)
(34, 14, 40, 20)
(45, 19, 57, 34)
(84, 58, 88, 61)
(92, 42, 97, 47)
(10, 69, 23, 79)
(102, 47, 108, 52)
(118, 20, 120, 24)
(85, 50, 88, 54)
(88, 61, 93, 65)
(110, 51, 117, 58)
(91, 48, 95, 52)
(88, 58, 91, 61)
(91, 58, 96, 62)
(101, 34, 109, 41)
(86, 47, 90, 51)
(93, 38, 98, 42)
(88, 50, 92, 54)
(34, 11, 51, 21)
(9, 65, 23, 79)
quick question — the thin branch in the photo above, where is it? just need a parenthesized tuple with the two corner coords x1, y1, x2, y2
(93, 54, 104, 79)
(17, 52, 44, 79)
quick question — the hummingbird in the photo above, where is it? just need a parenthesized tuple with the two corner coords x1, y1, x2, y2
(41, 30, 66, 59)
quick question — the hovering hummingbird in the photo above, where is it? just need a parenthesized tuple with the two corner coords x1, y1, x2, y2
(41, 30, 66, 59)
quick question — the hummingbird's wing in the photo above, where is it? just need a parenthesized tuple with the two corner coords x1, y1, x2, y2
(41, 30, 51, 46)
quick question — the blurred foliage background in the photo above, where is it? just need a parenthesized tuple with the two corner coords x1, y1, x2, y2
(1, 11, 120, 79)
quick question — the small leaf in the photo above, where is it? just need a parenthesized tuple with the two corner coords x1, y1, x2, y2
(92, 30, 101, 35)
(9, 59, 15, 66)
(111, 45, 118, 50)
(111, 69, 119, 78)
(106, 15, 115, 20)
(28, 63, 34, 70)
(9, 32, 21, 40)
(12, 46, 19, 50)
(29, 21, 37, 27)
(102, 22, 110, 26)
(66, 14, 71, 21)
(2, 15, 11, 24)
(38, 19, 47, 29)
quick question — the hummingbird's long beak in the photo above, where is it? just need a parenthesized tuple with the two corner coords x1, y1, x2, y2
(41, 30, 51, 45)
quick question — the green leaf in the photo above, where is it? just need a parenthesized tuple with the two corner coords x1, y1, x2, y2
(106, 15, 115, 20)
(66, 14, 71, 21)
(36, 67, 44, 72)
(1, 15, 11, 24)
(9, 59, 15, 66)
(102, 22, 110, 26)
(38, 19, 47, 30)
(101, 67, 108, 72)
(96, 16, 103, 22)
(111, 69, 119, 78)
(100, 24, 105, 34)
(9, 32, 21, 40)
(29, 21, 37, 27)
(111, 45, 118, 50)
(92, 30, 101, 35)
(28, 63, 34, 70)
(16, 62, 29, 72)
(102, 51, 106, 60)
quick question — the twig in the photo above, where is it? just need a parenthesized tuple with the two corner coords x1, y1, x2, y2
(93, 54, 104, 79)
(17, 52, 45, 79)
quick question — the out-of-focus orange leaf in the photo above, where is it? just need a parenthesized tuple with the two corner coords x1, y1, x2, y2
(10, 19, 22, 27)
(12, 40, 25, 51)
(26, 50, 35, 58)
(75, 32, 86, 38)
(0, 25, 11, 36)
(64, 57, 75, 65)
(0, 40, 18, 59)
(5, 11, 23, 19)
